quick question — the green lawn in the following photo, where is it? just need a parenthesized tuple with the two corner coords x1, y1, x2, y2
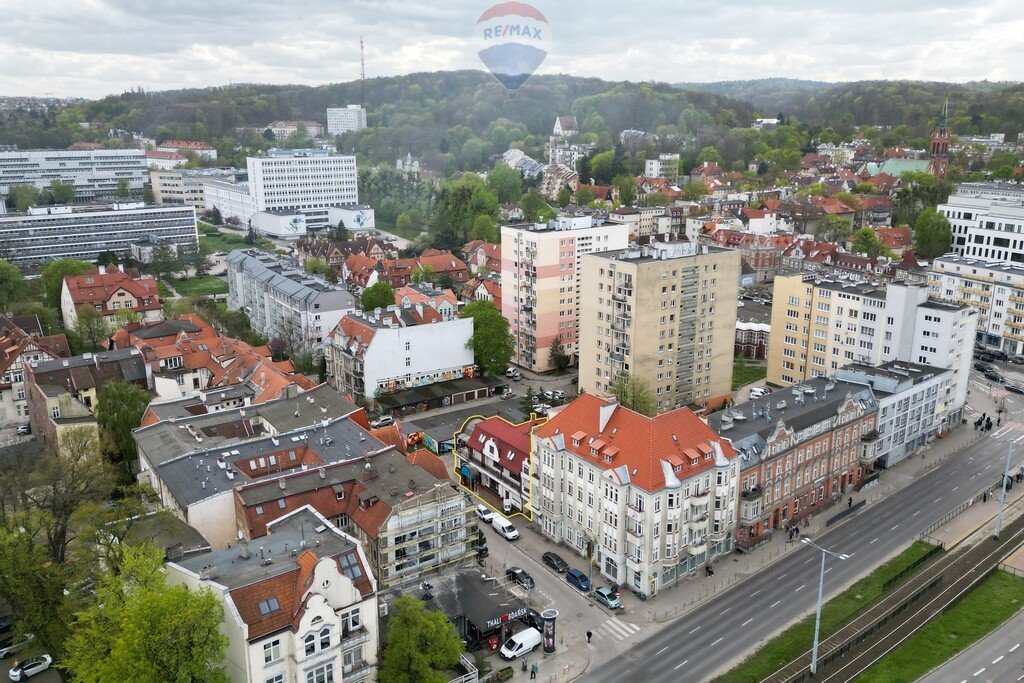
(855, 571, 1024, 683)
(157, 280, 173, 299)
(198, 223, 274, 253)
(169, 275, 228, 297)
(712, 541, 939, 683)
(733, 359, 768, 390)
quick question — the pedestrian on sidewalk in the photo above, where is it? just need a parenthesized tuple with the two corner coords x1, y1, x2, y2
(531, 662, 538, 679)
(848, 496, 853, 508)
(586, 630, 592, 643)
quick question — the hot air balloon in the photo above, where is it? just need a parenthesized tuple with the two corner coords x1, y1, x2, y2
(474, 1, 549, 98)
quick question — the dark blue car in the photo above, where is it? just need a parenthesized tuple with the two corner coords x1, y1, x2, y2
(566, 568, 591, 593)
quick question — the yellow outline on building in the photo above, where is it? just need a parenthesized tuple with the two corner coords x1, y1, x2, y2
(451, 412, 547, 523)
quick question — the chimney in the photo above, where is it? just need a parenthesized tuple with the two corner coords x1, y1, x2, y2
(279, 478, 286, 490)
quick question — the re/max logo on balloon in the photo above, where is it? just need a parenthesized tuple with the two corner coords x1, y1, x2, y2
(481, 23, 543, 41)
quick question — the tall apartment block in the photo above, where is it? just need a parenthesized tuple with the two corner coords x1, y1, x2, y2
(929, 254, 1024, 354)
(578, 241, 741, 412)
(327, 105, 368, 135)
(938, 182, 1024, 261)
(500, 215, 630, 372)
(768, 273, 976, 427)
(0, 148, 147, 203)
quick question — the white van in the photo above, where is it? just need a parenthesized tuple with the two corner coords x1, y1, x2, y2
(499, 628, 542, 660)
(491, 514, 520, 540)
(749, 386, 768, 399)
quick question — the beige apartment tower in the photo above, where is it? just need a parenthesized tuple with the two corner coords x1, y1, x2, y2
(579, 242, 741, 412)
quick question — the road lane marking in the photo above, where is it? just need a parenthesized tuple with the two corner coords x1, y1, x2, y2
(795, 584, 806, 592)
(749, 589, 761, 597)
(934, 498, 942, 503)
(870, 537, 879, 544)
(1015, 433, 1024, 444)
(912, 510, 921, 516)
(803, 557, 814, 564)
(673, 660, 688, 670)
(824, 567, 832, 574)
(741, 618, 753, 627)
(974, 668, 985, 676)
(954, 486, 960, 491)
(1010, 643, 1020, 652)
(779, 573, 788, 579)
(890, 524, 900, 531)
(993, 655, 1004, 664)
(720, 607, 731, 615)
(656, 647, 668, 655)
(710, 637, 723, 646)
(847, 552, 856, 557)
(770, 600, 781, 608)
(688, 626, 701, 634)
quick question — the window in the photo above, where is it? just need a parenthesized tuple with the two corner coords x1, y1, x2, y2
(257, 597, 280, 615)
(339, 551, 363, 580)
(263, 639, 281, 664)
(305, 633, 317, 655)
(52, 405, 61, 419)
(343, 648, 364, 671)
(319, 627, 331, 650)
(341, 609, 362, 634)
(306, 663, 334, 683)
(266, 676, 284, 683)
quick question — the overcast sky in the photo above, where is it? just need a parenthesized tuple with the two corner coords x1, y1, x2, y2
(2, 0, 1021, 99)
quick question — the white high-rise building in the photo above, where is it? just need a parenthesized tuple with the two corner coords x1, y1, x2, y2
(938, 182, 1024, 261)
(0, 148, 147, 203)
(327, 106, 367, 135)
(203, 149, 358, 230)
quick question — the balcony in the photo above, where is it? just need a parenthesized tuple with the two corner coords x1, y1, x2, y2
(709, 527, 730, 542)
(690, 490, 711, 506)
(739, 504, 760, 526)
(689, 515, 708, 533)
(741, 486, 762, 502)
(688, 540, 708, 556)
(860, 429, 879, 444)
(1007, 318, 1024, 331)
(340, 628, 371, 649)
(343, 661, 375, 682)
(626, 526, 643, 539)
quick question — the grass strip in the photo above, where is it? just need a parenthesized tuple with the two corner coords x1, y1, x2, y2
(169, 275, 228, 297)
(854, 570, 1024, 682)
(712, 540, 938, 683)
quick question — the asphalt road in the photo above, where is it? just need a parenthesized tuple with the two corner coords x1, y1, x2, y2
(918, 605, 1024, 683)
(594, 391, 1024, 682)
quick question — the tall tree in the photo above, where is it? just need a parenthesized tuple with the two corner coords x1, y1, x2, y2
(95, 380, 152, 481)
(612, 175, 637, 206)
(8, 184, 39, 212)
(608, 373, 656, 417)
(380, 595, 464, 683)
(519, 189, 547, 222)
(63, 543, 229, 683)
(40, 258, 93, 310)
(556, 186, 572, 207)
(470, 214, 497, 243)
(850, 227, 886, 258)
(486, 164, 523, 204)
(588, 150, 616, 184)
(0, 260, 25, 312)
(461, 300, 514, 376)
(913, 208, 953, 259)
(48, 179, 76, 204)
(411, 264, 434, 285)
(817, 214, 853, 243)
(361, 281, 395, 312)
(73, 304, 109, 352)
(149, 243, 181, 281)
(331, 220, 351, 243)
(210, 206, 223, 225)
(115, 177, 130, 198)
(696, 146, 723, 165)
(549, 335, 571, 374)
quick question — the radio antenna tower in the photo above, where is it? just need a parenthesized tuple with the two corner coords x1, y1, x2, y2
(360, 36, 366, 80)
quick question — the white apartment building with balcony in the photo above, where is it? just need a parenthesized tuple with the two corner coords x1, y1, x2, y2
(531, 393, 741, 598)
(168, 506, 378, 683)
(226, 249, 355, 356)
(0, 148, 147, 203)
(939, 182, 1024, 261)
(500, 215, 629, 372)
(929, 254, 1024, 354)
(327, 106, 368, 135)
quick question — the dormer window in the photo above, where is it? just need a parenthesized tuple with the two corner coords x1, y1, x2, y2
(572, 438, 580, 447)
(674, 464, 682, 473)
(591, 447, 598, 456)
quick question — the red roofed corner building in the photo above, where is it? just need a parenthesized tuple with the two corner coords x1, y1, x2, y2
(531, 393, 741, 597)
(60, 266, 162, 330)
(456, 415, 547, 515)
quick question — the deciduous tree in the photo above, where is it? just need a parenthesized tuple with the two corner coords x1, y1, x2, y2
(63, 543, 229, 683)
(549, 335, 571, 374)
(608, 373, 656, 416)
(73, 305, 109, 352)
(380, 595, 464, 683)
(913, 208, 953, 259)
(40, 258, 93, 310)
(361, 281, 395, 312)
(9, 184, 39, 212)
(486, 163, 522, 204)
(850, 227, 885, 258)
(95, 381, 152, 481)
(0, 260, 25, 312)
(115, 177, 130, 198)
(817, 214, 853, 244)
(519, 189, 547, 222)
(461, 300, 514, 376)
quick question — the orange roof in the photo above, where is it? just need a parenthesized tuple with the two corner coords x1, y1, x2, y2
(146, 150, 185, 161)
(408, 449, 451, 481)
(158, 140, 213, 150)
(534, 393, 738, 492)
(877, 226, 911, 249)
(64, 270, 161, 313)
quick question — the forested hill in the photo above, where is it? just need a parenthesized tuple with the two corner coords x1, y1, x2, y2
(0, 71, 755, 168)
(676, 78, 1024, 139)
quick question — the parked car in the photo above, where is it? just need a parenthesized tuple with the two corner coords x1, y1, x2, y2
(749, 386, 767, 398)
(984, 370, 1003, 382)
(594, 586, 622, 609)
(566, 568, 592, 593)
(977, 352, 996, 362)
(974, 361, 994, 372)
(475, 504, 495, 523)
(0, 617, 13, 637)
(491, 515, 519, 541)
(505, 567, 535, 589)
(8, 654, 52, 681)
(1011, 356, 1024, 365)
(551, 389, 566, 400)
(499, 628, 542, 660)
(0, 634, 31, 660)
(989, 349, 1009, 361)
(542, 551, 569, 573)
(1008, 384, 1024, 395)
(370, 414, 394, 428)
(14, 425, 29, 435)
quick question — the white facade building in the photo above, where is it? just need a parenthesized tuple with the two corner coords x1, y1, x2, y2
(226, 249, 355, 356)
(168, 507, 378, 683)
(326, 305, 474, 404)
(150, 168, 242, 207)
(326, 106, 367, 136)
(644, 153, 680, 182)
(531, 394, 742, 597)
(0, 148, 147, 203)
(0, 202, 197, 270)
(939, 183, 1024, 261)
(836, 361, 954, 468)
(929, 254, 1024, 354)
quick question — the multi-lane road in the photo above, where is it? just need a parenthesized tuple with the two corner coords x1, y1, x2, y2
(919, 605, 1024, 683)
(593, 385, 1024, 682)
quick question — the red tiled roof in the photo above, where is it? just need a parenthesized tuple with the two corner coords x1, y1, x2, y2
(146, 150, 185, 161)
(64, 270, 161, 314)
(877, 226, 911, 249)
(534, 393, 738, 492)
(408, 449, 451, 481)
(158, 140, 214, 150)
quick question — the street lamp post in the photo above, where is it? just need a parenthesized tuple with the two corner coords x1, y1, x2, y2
(801, 537, 849, 676)
(995, 443, 1013, 540)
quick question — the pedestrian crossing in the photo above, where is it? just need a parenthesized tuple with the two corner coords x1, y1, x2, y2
(591, 617, 641, 643)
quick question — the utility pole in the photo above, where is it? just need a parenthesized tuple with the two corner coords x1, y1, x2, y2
(360, 36, 366, 80)
(995, 443, 1013, 539)
(801, 537, 849, 676)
